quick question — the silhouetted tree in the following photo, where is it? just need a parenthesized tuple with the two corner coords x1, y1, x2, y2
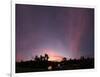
(40, 55, 45, 61)
(34, 55, 39, 61)
(80, 56, 85, 60)
(44, 54, 49, 61)
(62, 57, 67, 62)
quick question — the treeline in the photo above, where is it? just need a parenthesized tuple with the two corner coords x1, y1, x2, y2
(16, 54, 94, 73)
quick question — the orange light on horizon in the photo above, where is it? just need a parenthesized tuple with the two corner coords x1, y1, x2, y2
(42, 49, 64, 62)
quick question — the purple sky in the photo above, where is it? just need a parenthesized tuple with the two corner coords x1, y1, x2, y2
(16, 4, 94, 62)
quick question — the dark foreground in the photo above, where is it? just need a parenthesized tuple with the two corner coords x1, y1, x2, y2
(16, 57, 94, 73)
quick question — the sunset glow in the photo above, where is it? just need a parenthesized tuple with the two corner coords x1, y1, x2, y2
(42, 49, 63, 61)
(16, 4, 94, 62)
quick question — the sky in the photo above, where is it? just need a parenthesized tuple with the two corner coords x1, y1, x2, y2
(16, 4, 94, 62)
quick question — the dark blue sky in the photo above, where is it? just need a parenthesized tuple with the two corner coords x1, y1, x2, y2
(16, 4, 94, 62)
